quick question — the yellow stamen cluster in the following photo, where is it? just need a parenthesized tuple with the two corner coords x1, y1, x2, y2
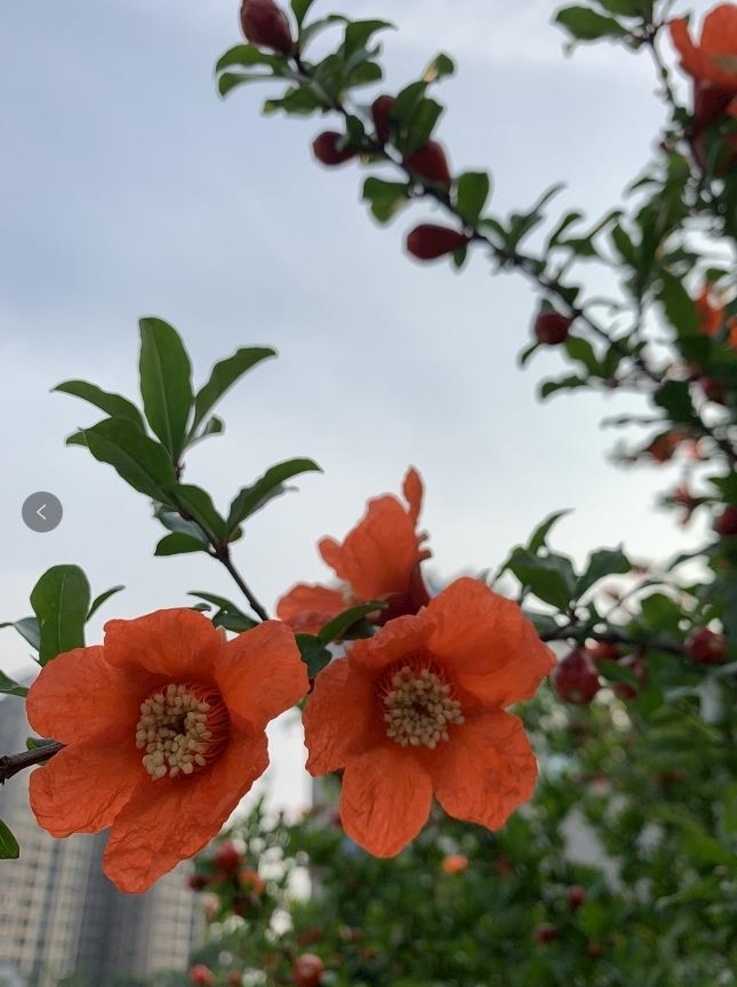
(136, 682, 227, 780)
(381, 663, 464, 749)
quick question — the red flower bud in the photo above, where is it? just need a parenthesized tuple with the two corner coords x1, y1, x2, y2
(534, 923, 557, 945)
(189, 966, 215, 987)
(292, 953, 325, 987)
(240, 0, 294, 55)
(533, 310, 573, 345)
(312, 131, 356, 166)
(685, 627, 727, 664)
(551, 649, 601, 705)
(714, 504, 737, 536)
(187, 872, 212, 891)
(404, 140, 452, 188)
(371, 94, 396, 143)
(586, 641, 621, 663)
(699, 375, 728, 404)
(568, 885, 586, 911)
(214, 840, 244, 875)
(406, 224, 467, 261)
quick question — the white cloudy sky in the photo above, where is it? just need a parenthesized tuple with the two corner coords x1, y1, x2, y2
(0, 0, 716, 806)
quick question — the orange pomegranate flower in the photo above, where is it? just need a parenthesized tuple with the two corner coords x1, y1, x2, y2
(670, 7, 737, 131)
(277, 467, 431, 635)
(303, 577, 554, 857)
(695, 284, 737, 348)
(26, 608, 308, 893)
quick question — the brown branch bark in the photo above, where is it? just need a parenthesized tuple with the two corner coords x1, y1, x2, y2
(0, 742, 64, 784)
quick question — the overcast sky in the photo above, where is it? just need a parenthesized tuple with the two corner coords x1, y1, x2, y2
(0, 0, 716, 808)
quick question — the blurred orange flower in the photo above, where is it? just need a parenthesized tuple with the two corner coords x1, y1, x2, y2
(27, 609, 308, 893)
(441, 853, 469, 874)
(695, 284, 737, 347)
(277, 467, 431, 635)
(303, 577, 554, 857)
(670, 7, 737, 130)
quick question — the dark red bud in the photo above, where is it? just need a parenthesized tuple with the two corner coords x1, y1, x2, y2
(533, 310, 573, 345)
(404, 140, 452, 187)
(406, 224, 467, 261)
(714, 504, 737, 536)
(240, 0, 294, 55)
(551, 649, 601, 705)
(214, 841, 244, 875)
(312, 131, 356, 166)
(699, 375, 728, 404)
(685, 627, 727, 664)
(371, 95, 396, 143)
(534, 923, 557, 945)
(568, 885, 586, 911)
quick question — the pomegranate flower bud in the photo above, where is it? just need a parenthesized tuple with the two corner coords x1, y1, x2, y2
(371, 94, 396, 143)
(551, 648, 601, 705)
(240, 0, 294, 55)
(312, 131, 356, 166)
(404, 140, 453, 188)
(406, 224, 468, 261)
(533, 310, 573, 345)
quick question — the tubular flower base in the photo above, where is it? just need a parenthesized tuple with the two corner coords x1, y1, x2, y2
(277, 467, 431, 634)
(26, 609, 308, 893)
(303, 577, 555, 857)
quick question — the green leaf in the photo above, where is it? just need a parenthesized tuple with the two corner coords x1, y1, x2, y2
(87, 585, 125, 621)
(576, 547, 631, 597)
(167, 485, 227, 542)
(226, 458, 322, 535)
(317, 602, 386, 644)
(565, 335, 601, 375)
(529, 510, 572, 554)
(554, 6, 628, 41)
(138, 317, 194, 461)
(507, 548, 577, 609)
(0, 616, 41, 652)
(192, 347, 276, 438)
(455, 171, 491, 224)
(155, 533, 211, 557)
(298, 14, 347, 48)
(215, 45, 287, 72)
(398, 97, 444, 155)
(53, 380, 145, 431)
(0, 671, 28, 697)
(362, 177, 410, 223)
(539, 374, 588, 399)
(73, 418, 177, 498)
(595, 0, 652, 16)
(291, 0, 317, 26)
(0, 820, 19, 859)
(219, 71, 276, 97)
(422, 52, 455, 82)
(342, 19, 393, 59)
(263, 86, 325, 115)
(187, 592, 259, 630)
(659, 272, 700, 337)
(518, 341, 539, 367)
(296, 633, 333, 678)
(30, 565, 90, 665)
(653, 380, 695, 424)
(547, 210, 584, 247)
(346, 60, 382, 88)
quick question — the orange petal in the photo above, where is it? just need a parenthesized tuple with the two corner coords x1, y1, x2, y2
(402, 466, 424, 525)
(103, 731, 269, 893)
(26, 646, 145, 744)
(426, 578, 555, 706)
(215, 621, 308, 730)
(347, 613, 432, 673)
(303, 658, 382, 775)
(29, 740, 142, 837)
(103, 608, 222, 680)
(340, 744, 433, 857)
(429, 711, 538, 830)
(319, 492, 428, 600)
(276, 583, 347, 635)
(670, 11, 737, 86)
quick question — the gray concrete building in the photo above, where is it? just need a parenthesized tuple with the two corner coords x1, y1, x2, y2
(0, 694, 202, 987)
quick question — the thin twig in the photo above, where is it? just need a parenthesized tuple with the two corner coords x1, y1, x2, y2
(0, 742, 64, 785)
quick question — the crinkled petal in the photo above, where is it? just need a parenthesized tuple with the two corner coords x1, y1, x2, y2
(402, 466, 424, 525)
(103, 731, 269, 893)
(426, 579, 554, 706)
(319, 496, 426, 600)
(276, 583, 348, 635)
(26, 646, 145, 744)
(340, 745, 433, 857)
(429, 711, 538, 830)
(29, 740, 143, 837)
(103, 608, 222, 680)
(347, 613, 432, 673)
(303, 658, 381, 775)
(215, 621, 308, 730)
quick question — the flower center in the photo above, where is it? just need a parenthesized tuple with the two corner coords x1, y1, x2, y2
(135, 682, 230, 780)
(379, 661, 464, 750)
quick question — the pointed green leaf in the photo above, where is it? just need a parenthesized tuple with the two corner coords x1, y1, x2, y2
(167, 484, 227, 542)
(317, 602, 387, 644)
(362, 177, 410, 223)
(155, 533, 211, 557)
(291, 0, 317, 26)
(87, 585, 125, 622)
(213, 611, 259, 633)
(0, 671, 28, 697)
(555, 6, 627, 41)
(423, 52, 455, 82)
(191, 347, 276, 437)
(295, 633, 333, 678)
(0, 821, 19, 859)
(342, 19, 394, 59)
(455, 171, 491, 224)
(53, 380, 145, 431)
(576, 547, 631, 597)
(219, 71, 278, 97)
(0, 616, 41, 652)
(507, 548, 577, 609)
(528, 510, 572, 554)
(139, 318, 194, 461)
(30, 565, 90, 665)
(215, 45, 287, 72)
(226, 458, 322, 535)
(74, 418, 177, 498)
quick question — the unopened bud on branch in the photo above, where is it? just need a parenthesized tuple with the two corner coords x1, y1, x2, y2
(406, 224, 468, 260)
(240, 0, 294, 55)
(312, 131, 356, 166)
(404, 140, 453, 188)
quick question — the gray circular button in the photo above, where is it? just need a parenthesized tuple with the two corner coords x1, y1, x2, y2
(22, 492, 63, 533)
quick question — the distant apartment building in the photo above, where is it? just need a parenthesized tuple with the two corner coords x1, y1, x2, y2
(0, 694, 203, 987)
